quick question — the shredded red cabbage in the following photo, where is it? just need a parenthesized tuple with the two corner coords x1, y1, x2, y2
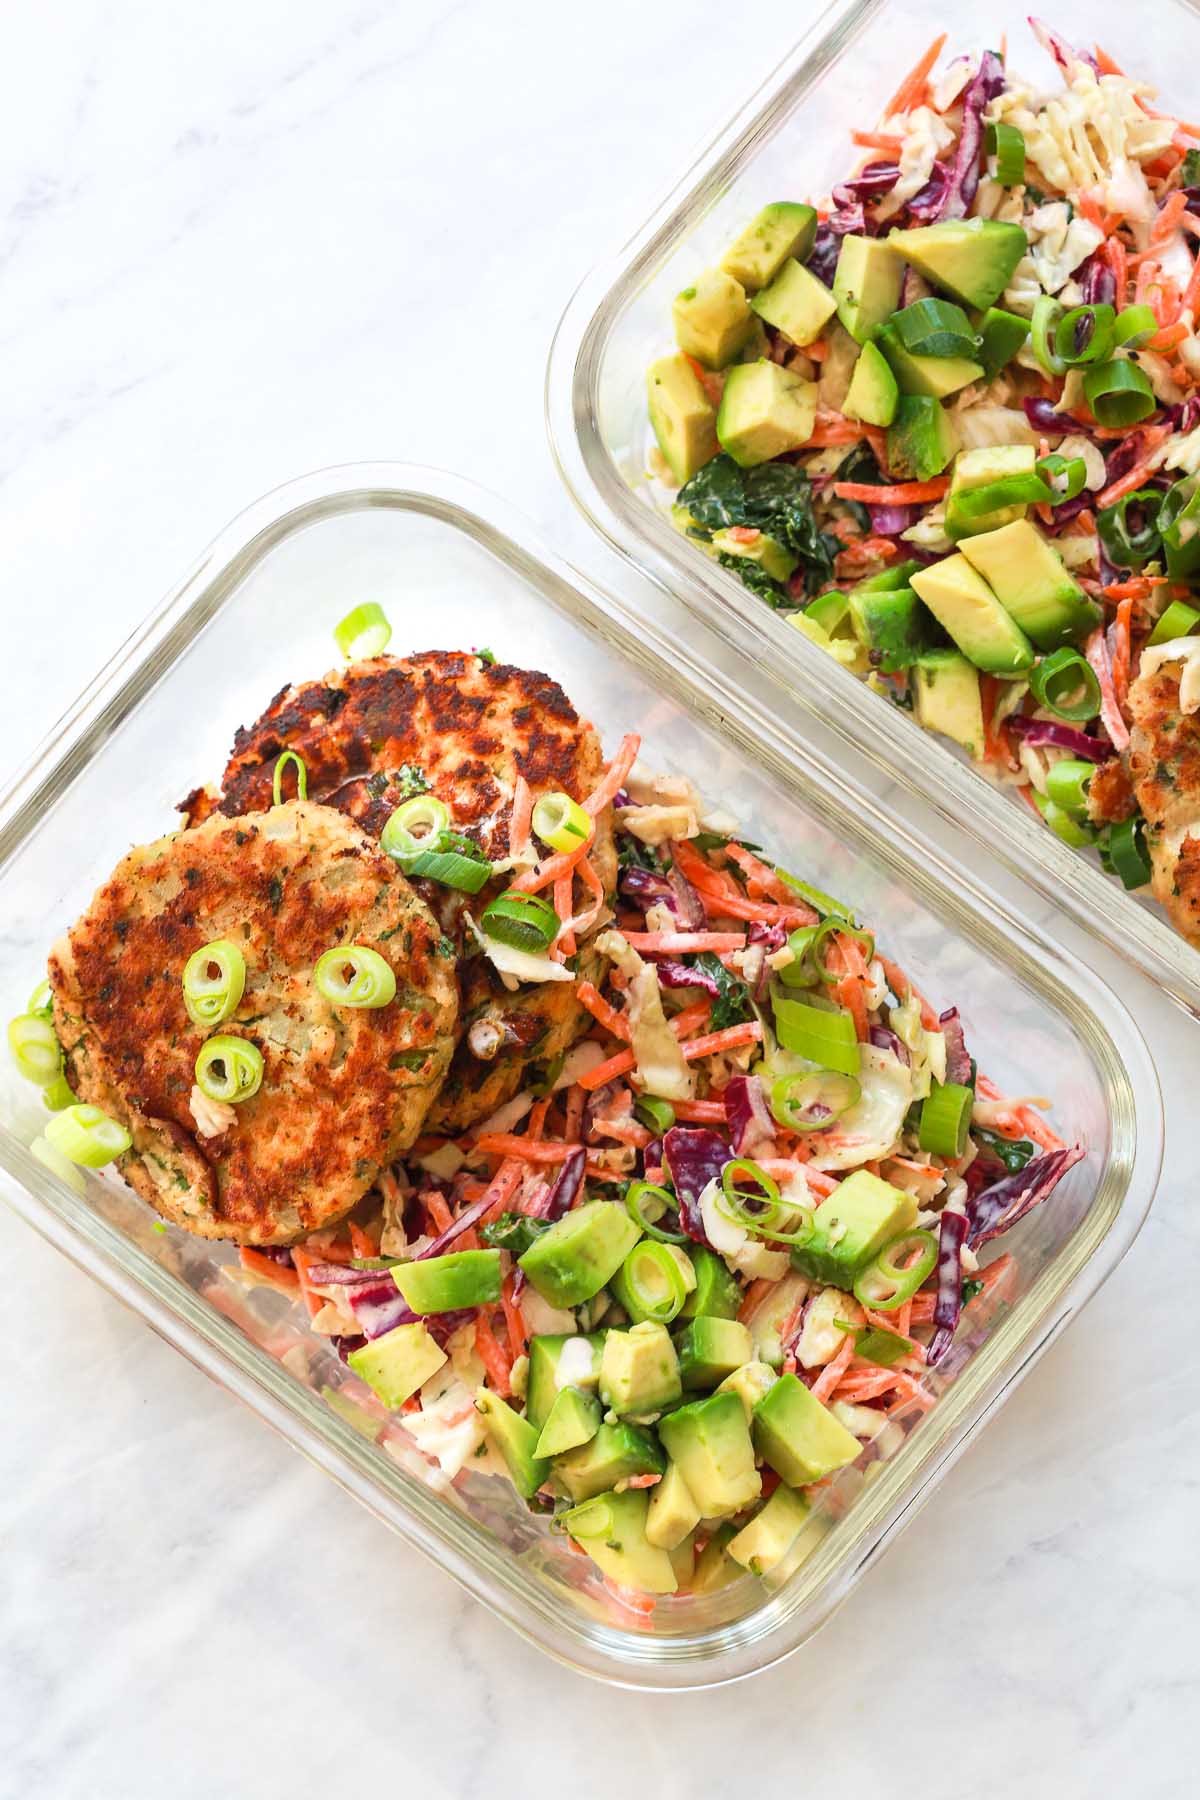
(1030, 17, 1098, 75)
(906, 162, 954, 223)
(928, 50, 1006, 222)
(724, 1074, 775, 1155)
(416, 1189, 498, 1259)
(331, 1334, 367, 1363)
(662, 1127, 729, 1245)
(869, 502, 916, 535)
(966, 1145, 1085, 1248)
(748, 920, 788, 951)
(303, 1260, 393, 1289)
(618, 867, 674, 910)
(346, 1280, 420, 1341)
(1006, 717, 1114, 760)
(545, 1146, 586, 1220)
(938, 1007, 972, 1085)
(654, 958, 722, 995)
(926, 1209, 968, 1367)
(668, 864, 706, 929)
(1023, 396, 1097, 438)
(1077, 250, 1116, 308)
(832, 160, 901, 204)
(1167, 396, 1200, 433)
(869, 1024, 910, 1066)
(808, 210, 866, 284)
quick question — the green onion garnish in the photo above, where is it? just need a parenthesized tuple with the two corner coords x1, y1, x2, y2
(381, 795, 450, 869)
(30, 1133, 85, 1195)
(194, 1035, 265, 1104)
(1148, 597, 1200, 646)
(616, 1239, 689, 1325)
(7, 1012, 62, 1087)
(717, 1158, 814, 1245)
(406, 839, 493, 892)
(531, 790, 591, 854)
(1098, 816, 1152, 889)
(953, 454, 1088, 522)
(985, 119, 1026, 184)
(272, 751, 308, 806)
(917, 1081, 974, 1159)
(776, 871, 855, 922)
(1032, 788, 1096, 848)
(842, 1321, 915, 1367)
(313, 945, 397, 1010)
(479, 890, 560, 952)
(623, 1179, 687, 1245)
(1044, 758, 1095, 821)
(810, 916, 875, 986)
(42, 1073, 76, 1112)
(334, 602, 391, 661)
(1053, 303, 1116, 368)
(1031, 296, 1067, 376)
(1028, 647, 1101, 722)
(1113, 304, 1158, 350)
(891, 297, 980, 360)
(1097, 488, 1163, 568)
(1035, 452, 1087, 503)
(182, 939, 246, 1027)
(777, 924, 821, 988)
(27, 979, 53, 1019)
(1160, 476, 1200, 580)
(44, 1102, 132, 1168)
(1083, 359, 1156, 428)
(772, 992, 861, 1075)
(852, 1227, 938, 1310)
(634, 1095, 676, 1135)
(769, 1069, 861, 1134)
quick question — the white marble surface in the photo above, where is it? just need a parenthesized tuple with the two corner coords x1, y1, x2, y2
(0, 3, 1194, 1793)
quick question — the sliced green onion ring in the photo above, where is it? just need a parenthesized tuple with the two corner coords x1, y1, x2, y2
(1113, 304, 1158, 350)
(769, 1069, 861, 1134)
(853, 1227, 938, 1310)
(7, 1012, 62, 1086)
(892, 297, 980, 359)
(1032, 788, 1096, 848)
(194, 1035, 265, 1104)
(1036, 453, 1087, 503)
(1083, 359, 1156, 428)
(314, 945, 397, 1009)
(1044, 758, 1095, 820)
(1053, 302, 1116, 368)
(955, 456, 1088, 521)
(531, 790, 591, 854)
(778, 924, 821, 988)
(618, 1239, 689, 1324)
(624, 1179, 687, 1245)
(1148, 597, 1200, 646)
(717, 1158, 814, 1245)
(1160, 476, 1200, 580)
(1097, 488, 1164, 568)
(985, 119, 1026, 183)
(334, 601, 391, 660)
(42, 1073, 76, 1112)
(30, 1133, 85, 1195)
(1028, 647, 1101, 722)
(777, 871, 855, 922)
(917, 1081, 974, 1159)
(772, 992, 861, 1075)
(182, 939, 247, 1026)
(811, 916, 876, 985)
(1099, 816, 1152, 889)
(44, 1102, 132, 1168)
(405, 839, 493, 892)
(1031, 295, 1067, 376)
(380, 794, 451, 869)
(479, 889, 560, 952)
(272, 751, 308, 806)
(27, 979, 54, 1019)
(634, 1096, 676, 1135)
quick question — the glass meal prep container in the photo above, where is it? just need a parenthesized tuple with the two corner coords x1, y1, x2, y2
(547, 0, 1200, 1020)
(0, 466, 1161, 1687)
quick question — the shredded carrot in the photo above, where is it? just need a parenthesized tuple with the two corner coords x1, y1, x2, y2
(625, 1472, 662, 1490)
(805, 337, 829, 361)
(421, 1189, 452, 1235)
(289, 1248, 328, 1320)
(527, 1098, 550, 1142)
(512, 832, 593, 896)
(1184, 250, 1200, 321)
(1134, 256, 1160, 307)
(883, 31, 946, 117)
(670, 1098, 729, 1123)
(238, 1247, 300, 1292)
(1096, 428, 1170, 508)
(584, 732, 640, 817)
(500, 1273, 528, 1362)
(348, 1221, 380, 1260)
(811, 1333, 856, 1403)
(1152, 190, 1188, 243)
(475, 1134, 580, 1164)
(725, 842, 817, 909)
(577, 1001, 713, 1091)
(1093, 45, 1124, 76)
(620, 929, 746, 953)
(833, 973, 870, 1043)
(851, 129, 905, 152)
(307, 1238, 358, 1265)
(737, 1277, 778, 1324)
(1105, 235, 1128, 304)
(833, 477, 951, 505)
(552, 869, 575, 959)
(877, 956, 939, 1029)
(1104, 576, 1162, 602)
(675, 1019, 762, 1061)
(474, 1312, 512, 1395)
(480, 1156, 524, 1223)
(575, 978, 631, 1041)
(509, 776, 533, 857)
(1150, 318, 1190, 352)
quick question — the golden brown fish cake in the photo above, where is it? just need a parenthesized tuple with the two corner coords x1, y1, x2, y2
(1127, 660, 1200, 943)
(1085, 756, 1137, 827)
(49, 802, 458, 1244)
(179, 651, 618, 1128)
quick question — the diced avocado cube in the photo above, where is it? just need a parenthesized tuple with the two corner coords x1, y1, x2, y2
(689, 1524, 742, 1593)
(553, 1418, 666, 1502)
(475, 1389, 551, 1500)
(958, 519, 1101, 650)
(752, 1372, 861, 1486)
(853, 559, 922, 593)
(732, 316, 772, 363)
(600, 1321, 682, 1416)
(886, 395, 959, 483)
(710, 526, 798, 585)
(519, 1201, 641, 1307)
(974, 305, 1031, 379)
(534, 1385, 602, 1458)
(945, 443, 1038, 542)
(912, 649, 986, 759)
(789, 1169, 917, 1290)
(722, 202, 818, 291)
(670, 503, 717, 554)
(675, 1316, 754, 1390)
(877, 323, 983, 400)
(716, 360, 817, 467)
(669, 1533, 697, 1588)
(848, 584, 932, 673)
(727, 1482, 811, 1575)
(647, 354, 719, 485)
(743, 1269, 808, 1367)
(525, 1332, 606, 1431)
(717, 1358, 779, 1421)
(658, 1390, 761, 1518)
(833, 235, 904, 344)
(645, 1459, 703, 1550)
(673, 268, 755, 369)
(560, 1489, 678, 1595)
(391, 1248, 500, 1314)
(347, 1321, 445, 1410)
(751, 257, 837, 347)
(888, 219, 1029, 312)
(680, 1245, 744, 1320)
(843, 340, 899, 427)
(909, 553, 1036, 676)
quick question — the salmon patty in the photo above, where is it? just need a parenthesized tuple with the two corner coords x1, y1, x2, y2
(179, 651, 618, 1128)
(49, 801, 458, 1244)
(1127, 658, 1200, 943)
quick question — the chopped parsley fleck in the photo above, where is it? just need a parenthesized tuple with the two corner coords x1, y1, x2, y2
(268, 874, 284, 912)
(395, 763, 430, 797)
